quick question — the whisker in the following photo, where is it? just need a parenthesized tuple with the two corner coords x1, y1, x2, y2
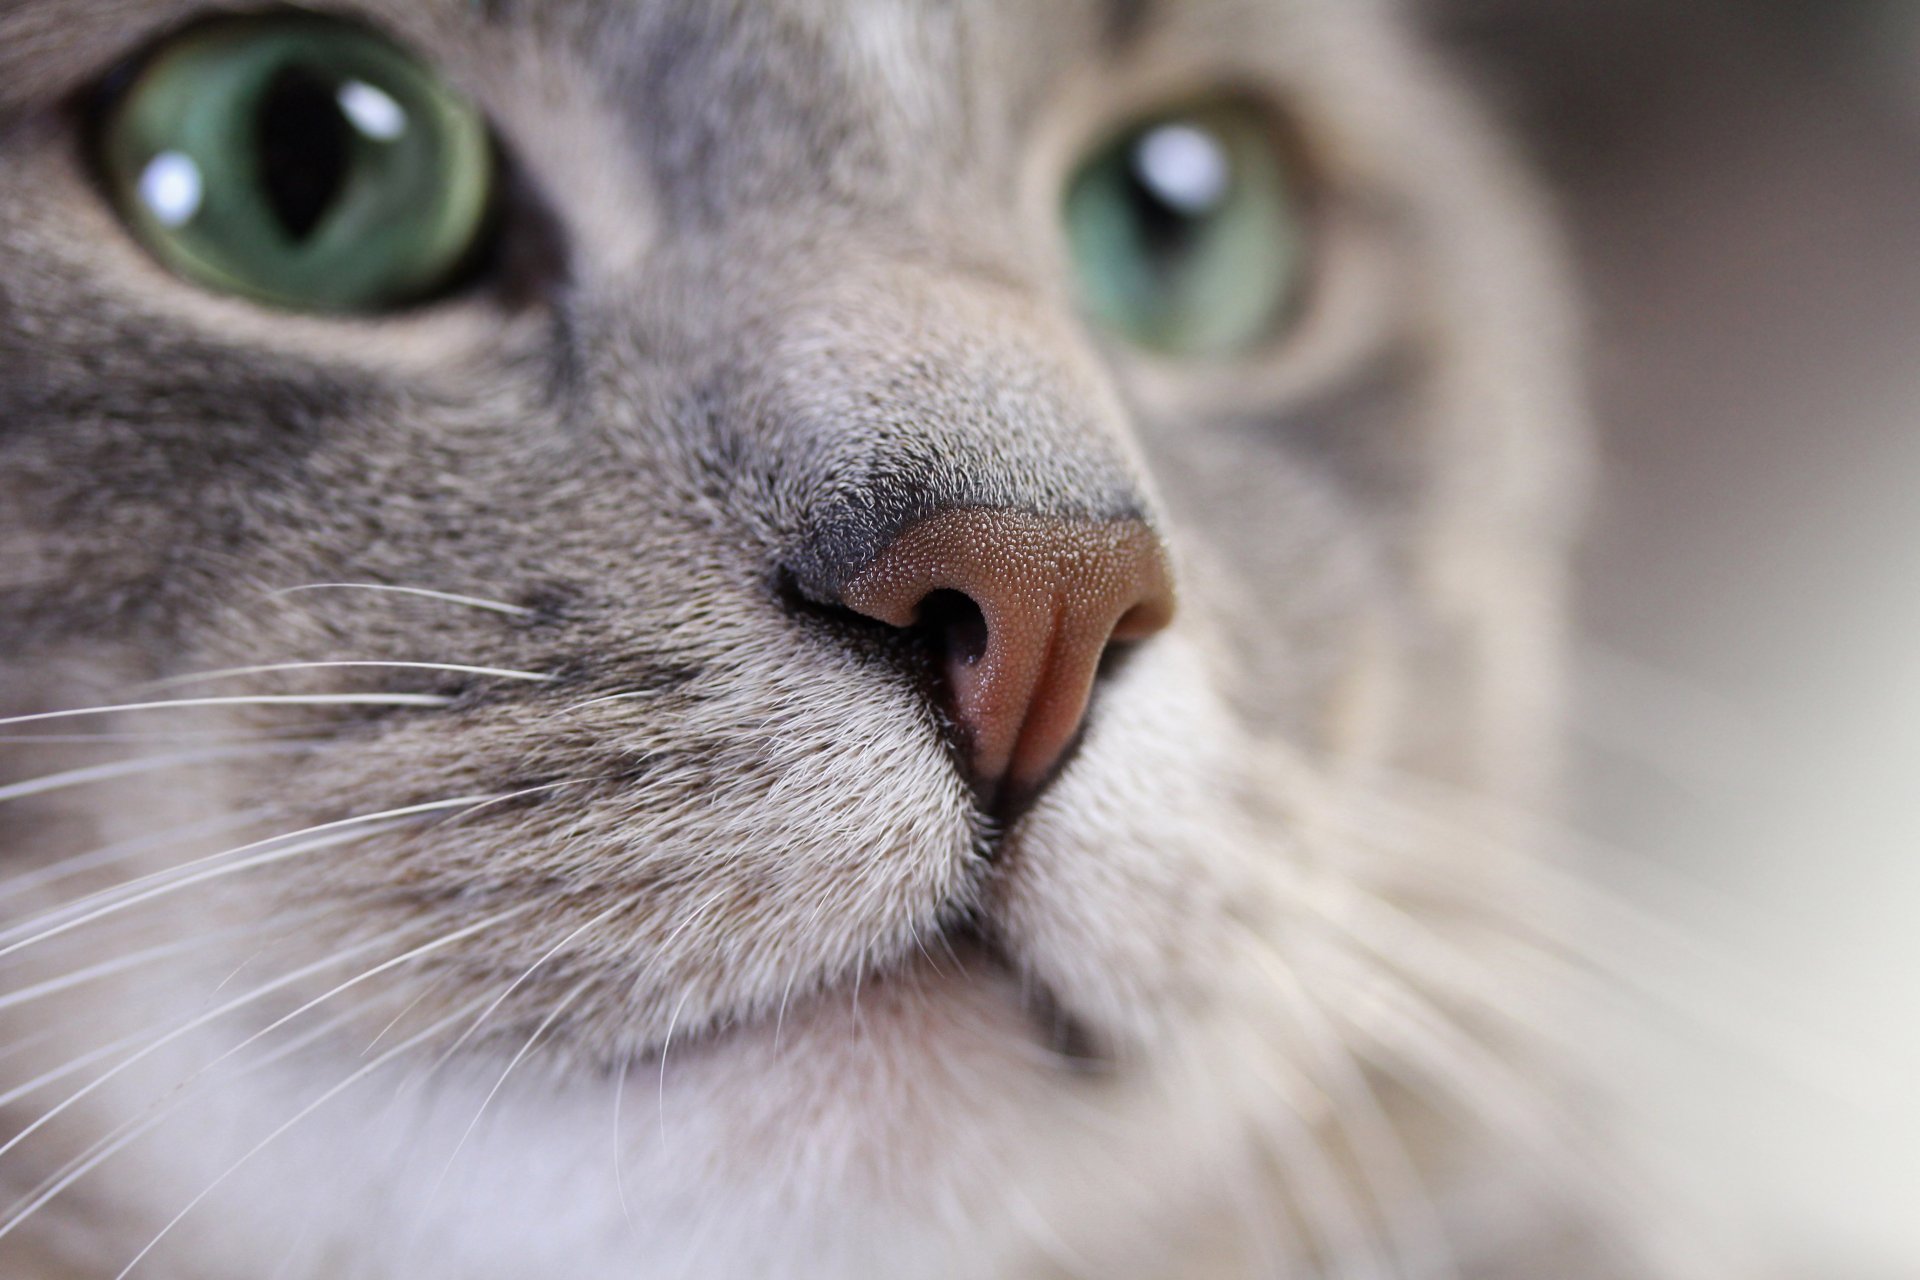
(0, 822, 406, 961)
(266, 1222, 316, 1280)
(205, 908, 532, 1091)
(0, 743, 320, 807)
(0, 1021, 171, 1111)
(0, 1026, 65, 1068)
(0, 919, 306, 1105)
(1231, 1037, 1392, 1280)
(111, 994, 494, 1280)
(141, 661, 555, 691)
(623, 885, 736, 1143)
(0, 917, 528, 1232)
(612, 1053, 635, 1225)
(1321, 770, 1893, 1098)
(772, 969, 799, 1055)
(1, 919, 495, 1243)
(431, 977, 591, 1197)
(1321, 958, 1589, 1186)
(106, 990, 491, 1280)
(656, 986, 695, 1148)
(267, 582, 533, 617)
(0, 921, 276, 1012)
(0, 730, 319, 746)
(1253, 938, 1456, 1280)
(0, 810, 264, 906)
(0, 995, 403, 1248)
(1277, 863, 1574, 1047)
(1332, 960, 1702, 1274)
(420, 901, 625, 1078)
(0, 927, 408, 1159)
(360, 982, 446, 1058)
(0, 693, 452, 730)
(0, 790, 532, 956)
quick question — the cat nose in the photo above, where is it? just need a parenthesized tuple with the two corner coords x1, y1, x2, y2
(838, 509, 1175, 804)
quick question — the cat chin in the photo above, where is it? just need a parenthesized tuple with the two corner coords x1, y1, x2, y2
(62, 918, 1263, 1280)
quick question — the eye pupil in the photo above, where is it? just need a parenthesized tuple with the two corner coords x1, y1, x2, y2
(255, 65, 354, 242)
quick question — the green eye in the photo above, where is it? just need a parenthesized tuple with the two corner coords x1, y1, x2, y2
(98, 14, 495, 313)
(1065, 104, 1304, 357)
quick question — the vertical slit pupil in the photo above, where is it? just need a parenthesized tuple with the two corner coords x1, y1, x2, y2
(1127, 167, 1198, 270)
(256, 65, 354, 242)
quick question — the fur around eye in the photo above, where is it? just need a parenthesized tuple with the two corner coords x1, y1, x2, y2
(94, 13, 496, 313)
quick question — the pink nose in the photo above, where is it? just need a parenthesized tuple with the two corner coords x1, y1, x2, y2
(840, 509, 1175, 802)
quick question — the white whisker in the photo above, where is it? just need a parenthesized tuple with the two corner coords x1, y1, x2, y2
(1324, 960, 1583, 1184)
(213, 909, 530, 1085)
(657, 985, 695, 1148)
(1324, 771, 1883, 1099)
(1235, 1039, 1392, 1280)
(0, 825, 401, 967)
(0, 923, 267, 1012)
(361, 982, 446, 1058)
(0, 791, 530, 956)
(0, 996, 402, 1248)
(110, 995, 492, 1279)
(0, 928, 402, 1159)
(268, 582, 532, 616)
(0, 1022, 171, 1111)
(0, 910, 539, 1233)
(431, 977, 591, 1197)
(0, 730, 317, 745)
(0, 810, 264, 906)
(1257, 940, 1456, 1280)
(771, 968, 798, 1056)
(613, 1053, 635, 1226)
(0, 743, 319, 806)
(0, 694, 451, 730)
(142, 661, 555, 690)
(0, 1026, 65, 1068)
(421, 901, 625, 1078)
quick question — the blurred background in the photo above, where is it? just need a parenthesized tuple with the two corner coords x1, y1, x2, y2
(1434, 2, 1920, 1275)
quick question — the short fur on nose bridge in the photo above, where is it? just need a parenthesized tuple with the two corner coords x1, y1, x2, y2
(839, 509, 1175, 802)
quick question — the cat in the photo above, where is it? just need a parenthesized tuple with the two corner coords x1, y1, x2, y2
(0, 1, 1692, 1276)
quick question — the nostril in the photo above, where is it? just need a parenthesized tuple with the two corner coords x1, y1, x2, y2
(917, 589, 989, 668)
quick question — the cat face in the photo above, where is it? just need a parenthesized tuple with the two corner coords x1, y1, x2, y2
(0, 1, 1588, 1275)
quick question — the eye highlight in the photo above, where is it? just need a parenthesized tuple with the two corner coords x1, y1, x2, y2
(1064, 103, 1305, 357)
(96, 14, 496, 314)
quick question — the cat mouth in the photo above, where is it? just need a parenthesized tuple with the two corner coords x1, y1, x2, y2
(600, 914, 1113, 1077)
(933, 917, 1113, 1070)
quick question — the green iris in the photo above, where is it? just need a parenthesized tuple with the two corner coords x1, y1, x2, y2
(1065, 105, 1303, 357)
(98, 14, 495, 313)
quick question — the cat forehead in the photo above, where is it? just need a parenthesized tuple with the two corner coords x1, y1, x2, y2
(0, 0, 1375, 117)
